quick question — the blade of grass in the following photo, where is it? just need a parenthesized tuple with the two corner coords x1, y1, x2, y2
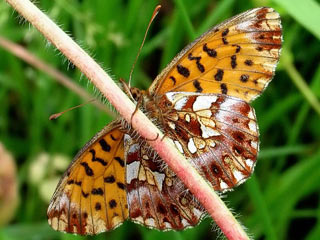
(174, 0, 196, 39)
(259, 144, 313, 159)
(246, 175, 277, 240)
(288, 65, 320, 143)
(281, 49, 320, 117)
(197, 0, 235, 35)
(272, 0, 320, 40)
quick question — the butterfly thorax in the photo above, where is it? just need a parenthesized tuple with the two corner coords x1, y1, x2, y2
(130, 87, 165, 123)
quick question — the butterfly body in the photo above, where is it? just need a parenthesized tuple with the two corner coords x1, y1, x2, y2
(48, 7, 282, 235)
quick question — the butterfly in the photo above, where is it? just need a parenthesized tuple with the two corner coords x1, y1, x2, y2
(47, 7, 282, 235)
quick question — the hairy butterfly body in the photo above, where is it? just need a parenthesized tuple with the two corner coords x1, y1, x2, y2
(48, 7, 282, 235)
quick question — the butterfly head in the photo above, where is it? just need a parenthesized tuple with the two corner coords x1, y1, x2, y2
(130, 87, 144, 103)
(119, 78, 144, 104)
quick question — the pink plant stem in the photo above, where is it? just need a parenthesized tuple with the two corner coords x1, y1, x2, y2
(5, 0, 250, 239)
(0, 36, 113, 116)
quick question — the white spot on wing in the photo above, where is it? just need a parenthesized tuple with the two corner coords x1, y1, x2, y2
(200, 124, 220, 138)
(181, 218, 188, 227)
(233, 170, 244, 182)
(145, 218, 156, 227)
(168, 121, 176, 130)
(59, 192, 70, 208)
(246, 159, 254, 169)
(174, 96, 188, 110)
(132, 215, 144, 223)
(251, 141, 258, 149)
(220, 181, 228, 189)
(237, 20, 251, 32)
(164, 222, 172, 228)
(126, 161, 140, 184)
(185, 114, 191, 122)
(165, 92, 178, 102)
(165, 92, 189, 110)
(154, 171, 165, 191)
(174, 141, 184, 153)
(248, 120, 256, 132)
(248, 109, 255, 119)
(193, 95, 217, 111)
(193, 207, 203, 218)
(187, 138, 197, 154)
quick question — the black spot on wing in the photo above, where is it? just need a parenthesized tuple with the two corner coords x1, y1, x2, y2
(169, 76, 176, 85)
(75, 181, 82, 186)
(89, 149, 108, 166)
(67, 180, 74, 185)
(188, 53, 205, 73)
(114, 156, 125, 167)
(104, 175, 115, 183)
(109, 199, 117, 209)
(110, 134, 117, 141)
(203, 43, 217, 57)
(193, 79, 203, 93)
(245, 59, 253, 66)
(99, 139, 111, 152)
(95, 202, 102, 211)
(222, 28, 229, 37)
(82, 190, 89, 198)
(240, 74, 249, 82)
(232, 44, 241, 53)
(80, 162, 94, 176)
(256, 46, 263, 52)
(91, 188, 104, 195)
(220, 83, 228, 94)
(177, 64, 190, 77)
(222, 37, 228, 45)
(214, 69, 224, 81)
(231, 55, 237, 69)
(117, 182, 126, 190)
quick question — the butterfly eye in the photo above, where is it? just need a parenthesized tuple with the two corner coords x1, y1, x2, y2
(132, 92, 138, 100)
(165, 101, 172, 107)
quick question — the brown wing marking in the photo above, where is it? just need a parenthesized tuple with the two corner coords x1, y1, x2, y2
(124, 134, 205, 230)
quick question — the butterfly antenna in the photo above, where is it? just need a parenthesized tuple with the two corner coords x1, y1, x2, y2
(49, 99, 96, 120)
(128, 5, 161, 88)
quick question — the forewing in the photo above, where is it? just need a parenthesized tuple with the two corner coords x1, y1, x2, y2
(160, 92, 258, 191)
(149, 7, 282, 102)
(47, 121, 128, 235)
(124, 134, 205, 230)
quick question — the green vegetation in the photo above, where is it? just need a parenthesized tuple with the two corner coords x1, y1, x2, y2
(0, 0, 320, 239)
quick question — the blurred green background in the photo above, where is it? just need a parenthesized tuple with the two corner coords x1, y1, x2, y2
(1, 0, 320, 239)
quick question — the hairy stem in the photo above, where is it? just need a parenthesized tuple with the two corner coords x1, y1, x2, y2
(5, 0, 249, 239)
(0, 36, 113, 116)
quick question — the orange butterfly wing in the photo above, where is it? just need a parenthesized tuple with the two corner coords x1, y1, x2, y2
(47, 121, 128, 235)
(148, 7, 282, 102)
